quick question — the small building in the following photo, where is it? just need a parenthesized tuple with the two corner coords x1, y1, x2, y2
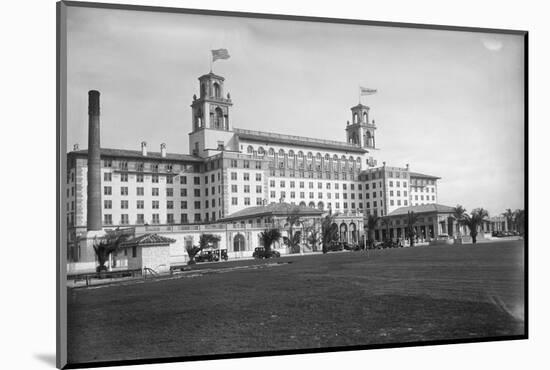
(118, 234, 176, 274)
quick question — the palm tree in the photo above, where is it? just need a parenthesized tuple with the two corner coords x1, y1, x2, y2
(259, 228, 282, 253)
(454, 204, 467, 238)
(405, 211, 418, 247)
(321, 211, 340, 254)
(92, 228, 129, 272)
(503, 208, 515, 232)
(365, 214, 380, 248)
(283, 209, 302, 254)
(185, 244, 201, 265)
(462, 208, 489, 244)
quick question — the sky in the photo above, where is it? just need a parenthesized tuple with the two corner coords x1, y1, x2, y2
(66, 6, 525, 216)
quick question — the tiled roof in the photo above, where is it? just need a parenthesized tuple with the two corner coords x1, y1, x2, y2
(69, 148, 203, 163)
(409, 171, 441, 180)
(223, 202, 324, 221)
(121, 233, 176, 247)
(234, 128, 368, 154)
(387, 204, 456, 217)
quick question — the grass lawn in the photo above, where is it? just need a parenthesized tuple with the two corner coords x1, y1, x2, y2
(67, 240, 525, 364)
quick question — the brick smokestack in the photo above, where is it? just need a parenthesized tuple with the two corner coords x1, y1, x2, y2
(87, 90, 102, 231)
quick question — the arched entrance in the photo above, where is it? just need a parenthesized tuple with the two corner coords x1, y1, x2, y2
(233, 234, 246, 258)
(340, 223, 348, 242)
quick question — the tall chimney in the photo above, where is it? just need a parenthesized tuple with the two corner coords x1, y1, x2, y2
(160, 143, 166, 158)
(87, 90, 102, 231)
(141, 141, 147, 156)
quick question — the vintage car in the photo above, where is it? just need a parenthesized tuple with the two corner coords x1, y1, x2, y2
(252, 247, 281, 259)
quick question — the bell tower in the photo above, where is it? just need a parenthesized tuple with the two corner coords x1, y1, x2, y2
(346, 103, 377, 149)
(189, 72, 236, 157)
(191, 72, 232, 132)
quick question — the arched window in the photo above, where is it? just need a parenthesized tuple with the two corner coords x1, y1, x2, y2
(258, 147, 265, 156)
(363, 112, 368, 123)
(353, 113, 358, 124)
(233, 234, 245, 252)
(247, 145, 253, 154)
(214, 107, 223, 129)
(288, 150, 295, 158)
(200, 84, 206, 98)
(317, 201, 324, 210)
(298, 151, 304, 160)
(299, 201, 306, 206)
(268, 148, 275, 157)
(278, 149, 285, 157)
(308, 201, 316, 208)
(213, 82, 221, 98)
(316, 153, 322, 161)
(350, 223, 357, 243)
(307, 152, 313, 160)
(324, 154, 330, 161)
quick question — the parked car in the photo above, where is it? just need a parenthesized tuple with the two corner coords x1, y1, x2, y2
(326, 241, 344, 252)
(253, 247, 281, 259)
(195, 248, 219, 263)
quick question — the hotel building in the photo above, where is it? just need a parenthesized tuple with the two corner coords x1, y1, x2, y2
(66, 71, 440, 267)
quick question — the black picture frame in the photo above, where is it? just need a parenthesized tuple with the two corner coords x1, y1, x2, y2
(57, 1, 528, 368)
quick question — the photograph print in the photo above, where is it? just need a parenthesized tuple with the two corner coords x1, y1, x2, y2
(58, 1, 527, 368)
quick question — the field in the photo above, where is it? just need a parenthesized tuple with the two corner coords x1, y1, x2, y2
(67, 240, 525, 365)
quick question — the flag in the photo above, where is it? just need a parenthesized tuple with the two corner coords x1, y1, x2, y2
(360, 86, 377, 95)
(212, 49, 230, 62)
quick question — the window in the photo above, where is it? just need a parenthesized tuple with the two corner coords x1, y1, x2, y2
(103, 214, 112, 225)
(244, 197, 251, 205)
(389, 181, 393, 187)
(152, 175, 159, 183)
(166, 188, 173, 197)
(232, 197, 238, 205)
(270, 180, 275, 187)
(136, 214, 144, 224)
(121, 200, 128, 209)
(167, 214, 174, 224)
(104, 200, 112, 209)
(152, 188, 159, 196)
(194, 189, 201, 197)
(166, 176, 173, 184)
(180, 176, 187, 184)
(300, 182, 304, 189)
(270, 191, 276, 198)
(205, 200, 209, 208)
(152, 200, 159, 209)
(137, 174, 144, 183)
(204, 175, 208, 184)
(243, 173, 250, 181)
(152, 214, 160, 224)
(104, 160, 112, 168)
(181, 214, 188, 223)
(291, 191, 296, 199)
(256, 173, 262, 181)
(244, 160, 250, 169)
(137, 200, 144, 209)
(256, 198, 263, 205)
(280, 181, 286, 187)
(181, 201, 188, 209)
(121, 214, 129, 225)
(194, 176, 200, 185)
(121, 173, 128, 182)
(256, 185, 262, 193)
(194, 214, 201, 222)
(137, 187, 144, 196)
(230, 159, 238, 168)
(120, 187, 128, 196)
(244, 185, 250, 193)
(104, 186, 112, 195)
(104, 173, 112, 182)
(255, 162, 262, 169)
(132, 246, 137, 258)
(194, 201, 201, 209)
(167, 201, 174, 209)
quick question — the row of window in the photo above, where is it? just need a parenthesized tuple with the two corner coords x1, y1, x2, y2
(411, 186, 436, 193)
(230, 172, 262, 181)
(103, 186, 220, 197)
(103, 199, 220, 210)
(103, 173, 218, 185)
(103, 212, 218, 225)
